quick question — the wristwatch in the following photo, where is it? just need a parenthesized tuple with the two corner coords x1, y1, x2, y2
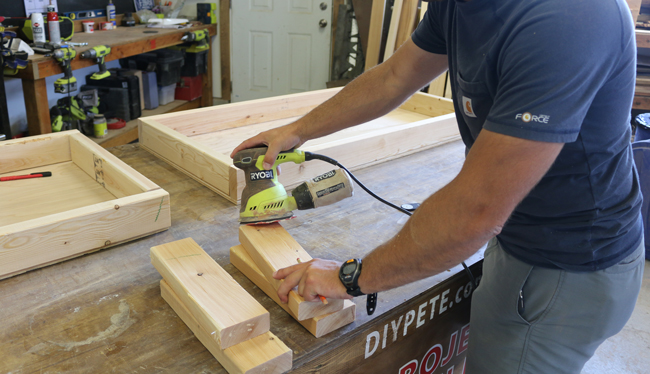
(339, 259, 378, 315)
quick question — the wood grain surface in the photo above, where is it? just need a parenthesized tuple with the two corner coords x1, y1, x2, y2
(239, 224, 346, 321)
(161, 280, 292, 374)
(151, 238, 270, 349)
(0, 139, 476, 373)
(230, 244, 356, 338)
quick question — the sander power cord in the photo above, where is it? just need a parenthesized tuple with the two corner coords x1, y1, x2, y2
(305, 151, 479, 290)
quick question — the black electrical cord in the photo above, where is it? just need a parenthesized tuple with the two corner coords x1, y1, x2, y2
(305, 151, 479, 290)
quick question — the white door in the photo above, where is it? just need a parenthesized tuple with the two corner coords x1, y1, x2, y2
(231, 0, 332, 102)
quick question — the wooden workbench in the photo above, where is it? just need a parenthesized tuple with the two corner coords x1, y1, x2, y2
(16, 23, 217, 142)
(0, 139, 483, 373)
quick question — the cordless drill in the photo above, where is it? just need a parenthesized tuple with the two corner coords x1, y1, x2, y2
(80, 45, 111, 80)
(233, 147, 354, 224)
(179, 29, 210, 52)
(53, 47, 77, 93)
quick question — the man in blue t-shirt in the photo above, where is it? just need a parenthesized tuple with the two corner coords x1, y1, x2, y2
(231, 0, 645, 372)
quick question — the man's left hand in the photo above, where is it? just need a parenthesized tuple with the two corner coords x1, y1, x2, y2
(273, 259, 353, 303)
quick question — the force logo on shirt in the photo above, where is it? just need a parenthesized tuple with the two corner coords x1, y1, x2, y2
(515, 112, 551, 124)
(462, 96, 477, 118)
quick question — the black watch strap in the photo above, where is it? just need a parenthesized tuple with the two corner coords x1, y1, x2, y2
(367, 292, 378, 315)
(340, 259, 378, 315)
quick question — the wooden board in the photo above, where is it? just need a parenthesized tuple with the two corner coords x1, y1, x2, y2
(230, 244, 356, 338)
(428, 72, 448, 97)
(239, 223, 345, 321)
(150, 237, 270, 350)
(0, 130, 171, 280)
(383, 0, 404, 60)
(364, 0, 387, 70)
(394, 0, 419, 52)
(0, 161, 117, 226)
(161, 280, 292, 374)
(139, 89, 459, 204)
(0, 131, 71, 174)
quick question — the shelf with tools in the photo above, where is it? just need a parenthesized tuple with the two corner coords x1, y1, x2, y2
(15, 22, 217, 139)
(93, 98, 200, 148)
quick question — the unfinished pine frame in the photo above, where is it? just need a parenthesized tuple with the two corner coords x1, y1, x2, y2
(0, 130, 171, 280)
(151, 237, 270, 350)
(138, 87, 459, 204)
(239, 223, 345, 321)
(160, 280, 292, 374)
(230, 244, 356, 338)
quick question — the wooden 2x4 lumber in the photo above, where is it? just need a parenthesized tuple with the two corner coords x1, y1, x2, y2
(140, 89, 459, 203)
(150, 87, 343, 137)
(229, 113, 459, 202)
(150, 238, 270, 350)
(394, 0, 419, 52)
(427, 72, 447, 97)
(230, 245, 356, 338)
(399, 91, 455, 117)
(383, 0, 404, 61)
(0, 188, 170, 280)
(239, 224, 345, 321)
(160, 280, 292, 374)
(364, 0, 387, 71)
(138, 119, 235, 201)
(0, 131, 71, 174)
(69, 131, 160, 198)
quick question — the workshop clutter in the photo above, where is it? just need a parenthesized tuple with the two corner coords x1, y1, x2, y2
(49, 45, 206, 136)
(120, 49, 184, 86)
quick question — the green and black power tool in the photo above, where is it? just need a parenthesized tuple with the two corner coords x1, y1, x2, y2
(80, 45, 111, 80)
(233, 147, 354, 224)
(53, 46, 77, 93)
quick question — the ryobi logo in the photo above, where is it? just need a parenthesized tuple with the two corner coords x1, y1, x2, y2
(312, 170, 336, 183)
(515, 112, 550, 123)
(250, 170, 274, 181)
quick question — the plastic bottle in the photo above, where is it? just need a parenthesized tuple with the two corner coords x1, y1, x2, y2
(47, 5, 61, 46)
(94, 114, 108, 138)
(107, 0, 116, 26)
(31, 12, 46, 46)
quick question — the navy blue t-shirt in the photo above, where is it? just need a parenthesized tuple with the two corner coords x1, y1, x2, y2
(412, 0, 642, 271)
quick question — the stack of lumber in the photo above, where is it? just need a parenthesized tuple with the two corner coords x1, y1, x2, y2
(231, 223, 356, 338)
(364, 0, 422, 69)
(363, 1, 452, 98)
(151, 238, 292, 374)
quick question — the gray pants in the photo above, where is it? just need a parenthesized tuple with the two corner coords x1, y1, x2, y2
(466, 238, 644, 374)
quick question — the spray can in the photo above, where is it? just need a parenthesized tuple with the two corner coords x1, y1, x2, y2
(94, 115, 108, 138)
(46, 5, 61, 46)
(31, 12, 46, 46)
(106, 0, 116, 26)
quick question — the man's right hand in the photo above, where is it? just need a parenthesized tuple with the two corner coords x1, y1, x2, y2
(230, 122, 305, 170)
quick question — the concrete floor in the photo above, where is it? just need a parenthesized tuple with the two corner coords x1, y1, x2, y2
(582, 261, 650, 373)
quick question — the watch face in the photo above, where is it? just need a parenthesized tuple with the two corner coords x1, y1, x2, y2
(342, 263, 356, 274)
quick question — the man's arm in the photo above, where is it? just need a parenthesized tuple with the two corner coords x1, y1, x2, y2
(230, 40, 449, 169)
(274, 129, 564, 302)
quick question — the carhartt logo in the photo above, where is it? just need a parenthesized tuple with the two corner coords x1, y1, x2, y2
(515, 112, 550, 123)
(462, 96, 476, 118)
